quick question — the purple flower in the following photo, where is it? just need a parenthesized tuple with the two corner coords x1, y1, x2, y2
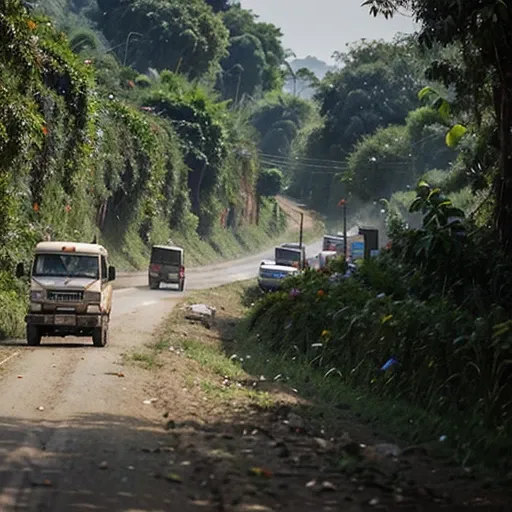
(289, 288, 301, 299)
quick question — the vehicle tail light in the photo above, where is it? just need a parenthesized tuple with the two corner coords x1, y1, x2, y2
(150, 263, 161, 272)
(179, 265, 185, 278)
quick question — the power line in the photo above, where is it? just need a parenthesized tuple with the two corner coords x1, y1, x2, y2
(260, 155, 414, 172)
(259, 157, 348, 171)
(259, 151, 349, 166)
(258, 131, 444, 168)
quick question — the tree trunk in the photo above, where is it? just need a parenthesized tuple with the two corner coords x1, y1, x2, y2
(493, 80, 512, 254)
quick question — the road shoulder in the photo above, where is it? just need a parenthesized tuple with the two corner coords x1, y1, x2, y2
(127, 280, 510, 511)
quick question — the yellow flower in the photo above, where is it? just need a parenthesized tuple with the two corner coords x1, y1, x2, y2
(27, 20, 37, 30)
(321, 330, 330, 337)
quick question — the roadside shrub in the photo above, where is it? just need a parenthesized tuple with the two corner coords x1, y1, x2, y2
(248, 183, 512, 467)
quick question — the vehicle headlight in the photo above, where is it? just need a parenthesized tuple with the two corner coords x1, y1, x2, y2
(30, 290, 43, 301)
(84, 291, 101, 303)
(30, 303, 42, 312)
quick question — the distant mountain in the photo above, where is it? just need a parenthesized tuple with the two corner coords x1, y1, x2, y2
(288, 56, 333, 80)
(283, 55, 334, 99)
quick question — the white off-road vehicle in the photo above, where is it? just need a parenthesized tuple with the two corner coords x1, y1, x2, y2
(16, 241, 116, 347)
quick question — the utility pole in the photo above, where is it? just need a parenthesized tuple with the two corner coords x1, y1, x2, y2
(338, 199, 347, 259)
(299, 213, 304, 269)
(299, 212, 304, 249)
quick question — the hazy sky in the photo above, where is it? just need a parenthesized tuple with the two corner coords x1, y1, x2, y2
(239, 0, 419, 63)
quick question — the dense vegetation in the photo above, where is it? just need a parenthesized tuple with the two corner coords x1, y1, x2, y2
(244, 0, 512, 472)
(4, 0, 512, 470)
(0, 0, 301, 338)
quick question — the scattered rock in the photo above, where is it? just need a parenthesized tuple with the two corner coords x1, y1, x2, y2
(165, 419, 176, 430)
(285, 412, 304, 429)
(37, 406, 44, 411)
(143, 398, 158, 405)
(374, 443, 401, 458)
(185, 304, 216, 321)
(320, 481, 337, 492)
(314, 438, 329, 451)
(235, 505, 275, 512)
(98, 461, 109, 470)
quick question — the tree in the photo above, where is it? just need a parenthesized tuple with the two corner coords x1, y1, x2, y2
(363, 0, 512, 253)
(249, 93, 314, 158)
(95, 0, 229, 78)
(346, 125, 411, 200)
(219, 34, 266, 102)
(285, 37, 426, 211)
(205, 0, 231, 12)
(219, 5, 285, 98)
(283, 64, 320, 97)
(257, 168, 283, 196)
(313, 38, 423, 161)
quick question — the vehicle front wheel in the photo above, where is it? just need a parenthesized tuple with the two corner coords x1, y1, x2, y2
(27, 325, 41, 346)
(92, 320, 109, 347)
(149, 278, 160, 290)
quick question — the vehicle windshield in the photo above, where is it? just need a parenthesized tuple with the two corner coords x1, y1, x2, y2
(323, 236, 344, 251)
(151, 247, 182, 266)
(275, 248, 301, 262)
(33, 254, 99, 279)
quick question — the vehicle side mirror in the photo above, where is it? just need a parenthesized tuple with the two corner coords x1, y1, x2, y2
(108, 265, 116, 281)
(15, 262, 24, 278)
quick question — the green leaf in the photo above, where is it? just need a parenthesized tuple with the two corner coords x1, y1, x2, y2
(438, 99, 451, 120)
(427, 187, 441, 200)
(418, 86, 436, 101)
(445, 124, 467, 148)
(409, 197, 424, 213)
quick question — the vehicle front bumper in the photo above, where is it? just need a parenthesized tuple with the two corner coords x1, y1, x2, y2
(25, 313, 102, 328)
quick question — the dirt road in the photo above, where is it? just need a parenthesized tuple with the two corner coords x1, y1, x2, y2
(0, 240, 322, 511)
